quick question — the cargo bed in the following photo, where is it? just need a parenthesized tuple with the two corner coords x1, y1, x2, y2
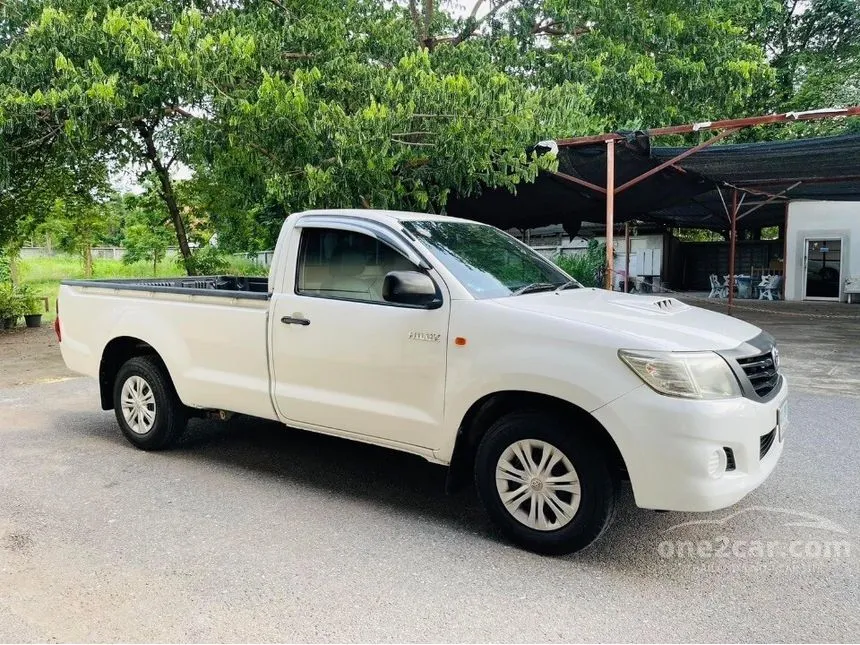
(61, 275, 269, 300)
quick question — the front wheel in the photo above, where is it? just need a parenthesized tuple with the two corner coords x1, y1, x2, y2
(113, 356, 186, 450)
(474, 411, 617, 555)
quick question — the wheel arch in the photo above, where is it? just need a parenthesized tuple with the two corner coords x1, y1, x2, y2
(99, 336, 171, 410)
(445, 390, 628, 493)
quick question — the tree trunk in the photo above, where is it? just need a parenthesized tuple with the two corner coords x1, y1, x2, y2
(9, 253, 19, 287)
(83, 244, 93, 278)
(135, 121, 195, 275)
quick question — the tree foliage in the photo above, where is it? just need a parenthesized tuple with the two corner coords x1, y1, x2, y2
(0, 0, 262, 270)
(752, 0, 860, 108)
(121, 198, 173, 272)
(40, 194, 118, 277)
(1, 0, 858, 262)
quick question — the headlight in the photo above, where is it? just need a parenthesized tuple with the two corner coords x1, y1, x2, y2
(618, 349, 741, 399)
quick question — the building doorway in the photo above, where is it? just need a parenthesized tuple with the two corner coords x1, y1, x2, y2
(803, 238, 843, 300)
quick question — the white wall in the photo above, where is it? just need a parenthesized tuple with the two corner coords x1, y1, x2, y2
(786, 201, 860, 301)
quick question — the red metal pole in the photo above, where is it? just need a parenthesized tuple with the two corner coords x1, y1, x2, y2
(728, 189, 738, 313)
(548, 170, 607, 194)
(783, 201, 789, 297)
(624, 222, 630, 293)
(735, 181, 802, 220)
(605, 140, 615, 290)
(555, 105, 860, 147)
(614, 128, 739, 194)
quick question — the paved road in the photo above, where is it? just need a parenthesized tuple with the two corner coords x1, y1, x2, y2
(1, 378, 858, 642)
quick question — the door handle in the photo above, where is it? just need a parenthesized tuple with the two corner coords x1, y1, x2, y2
(281, 316, 310, 326)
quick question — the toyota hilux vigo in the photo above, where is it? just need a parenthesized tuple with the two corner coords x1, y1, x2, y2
(57, 209, 787, 554)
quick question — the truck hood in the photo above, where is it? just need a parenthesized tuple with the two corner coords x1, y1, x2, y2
(493, 288, 761, 351)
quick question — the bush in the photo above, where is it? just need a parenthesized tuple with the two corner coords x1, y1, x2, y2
(180, 246, 229, 275)
(554, 239, 607, 288)
(0, 256, 10, 284)
(0, 283, 13, 320)
(15, 284, 40, 315)
(227, 255, 269, 277)
(0, 284, 38, 320)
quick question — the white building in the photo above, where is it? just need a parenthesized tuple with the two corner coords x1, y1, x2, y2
(785, 201, 860, 302)
(513, 224, 670, 291)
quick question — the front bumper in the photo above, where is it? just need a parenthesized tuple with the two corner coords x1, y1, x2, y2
(592, 377, 787, 512)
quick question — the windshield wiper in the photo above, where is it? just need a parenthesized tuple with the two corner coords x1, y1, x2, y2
(511, 282, 558, 296)
(555, 280, 581, 291)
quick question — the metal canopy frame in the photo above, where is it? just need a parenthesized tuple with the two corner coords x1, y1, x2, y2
(550, 105, 860, 293)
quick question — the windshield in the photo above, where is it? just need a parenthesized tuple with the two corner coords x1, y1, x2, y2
(403, 220, 579, 299)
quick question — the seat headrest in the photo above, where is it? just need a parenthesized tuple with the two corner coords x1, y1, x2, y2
(332, 249, 367, 277)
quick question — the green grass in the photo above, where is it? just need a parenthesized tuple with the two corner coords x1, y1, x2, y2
(19, 254, 267, 323)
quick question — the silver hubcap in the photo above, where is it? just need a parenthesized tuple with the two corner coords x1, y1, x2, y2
(495, 439, 581, 531)
(120, 375, 157, 435)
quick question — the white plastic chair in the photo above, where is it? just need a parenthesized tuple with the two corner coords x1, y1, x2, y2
(722, 275, 735, 298)
(755, 274, 771, 299)
(708, 274, 722, 298)
(759, 275, 782, 300)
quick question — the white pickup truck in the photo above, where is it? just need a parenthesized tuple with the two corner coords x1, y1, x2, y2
(58, 209, 787, 554)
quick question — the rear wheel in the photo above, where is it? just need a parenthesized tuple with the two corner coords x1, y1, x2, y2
(113, 356, 186, 450)
(474, 410, 616, 555)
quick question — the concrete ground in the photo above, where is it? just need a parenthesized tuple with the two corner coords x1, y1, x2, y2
(677, 296, 860, 398)
(1, 307, 859, 642)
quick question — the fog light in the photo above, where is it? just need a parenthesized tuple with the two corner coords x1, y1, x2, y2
(707, 448, 727, 479)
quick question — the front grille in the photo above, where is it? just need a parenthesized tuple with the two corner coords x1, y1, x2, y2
(760, 428, 776, 459)
(737, 350, 779, 397)
(724, 447, 736, 471)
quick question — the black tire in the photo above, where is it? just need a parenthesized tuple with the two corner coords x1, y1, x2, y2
(112, 356, 186, 451)
(474, 410, 616, 555)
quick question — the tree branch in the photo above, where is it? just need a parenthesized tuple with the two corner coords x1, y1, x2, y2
(11, 125, 64, 152)
(164, 105, 198, 119)
(134, 119, 193, 272)
(451, 0, 516, 46)
(263, 0, 289, 14)
(391, 138, 435, 146)
(468, 0, 486, 20)
(423, 0, 434, 50)
(531, 19, 590, 37)
(408, 0, 425, 47)
(248, 142, 279, 162)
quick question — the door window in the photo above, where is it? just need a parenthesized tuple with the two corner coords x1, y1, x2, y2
(296, 228, 418, 302)
(805, 239, 842, 298)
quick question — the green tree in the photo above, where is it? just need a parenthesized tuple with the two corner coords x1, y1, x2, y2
(190, 1, 598, 250)
(404, 0, 776, 127)
(122, 206, 173, 273)
(0, 0, 262, 272)
(42, 196, 117, 277)
(3, 0, 856, 263)
(751, 0, 860, 108)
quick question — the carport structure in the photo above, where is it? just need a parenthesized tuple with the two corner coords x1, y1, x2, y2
(446, 106, 860, 304)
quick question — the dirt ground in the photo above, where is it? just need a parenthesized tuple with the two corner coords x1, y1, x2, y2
(0, 325, 75, 388)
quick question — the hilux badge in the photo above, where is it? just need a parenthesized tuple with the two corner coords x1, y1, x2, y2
(409, 331, 441, 342)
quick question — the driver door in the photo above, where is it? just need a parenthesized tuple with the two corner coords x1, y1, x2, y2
(270, 224, 450, 450)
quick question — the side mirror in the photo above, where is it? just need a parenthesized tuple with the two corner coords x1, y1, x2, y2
(382, 271, 441, 308)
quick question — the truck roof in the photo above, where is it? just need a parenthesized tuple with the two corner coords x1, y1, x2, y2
(293, 208, 477, 226)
